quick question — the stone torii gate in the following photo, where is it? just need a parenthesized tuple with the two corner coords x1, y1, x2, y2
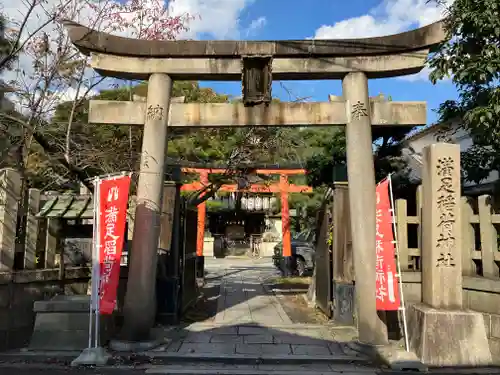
(63, 20, 446, 344)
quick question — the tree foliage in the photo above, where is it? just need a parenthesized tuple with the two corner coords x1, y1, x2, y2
(31, 81, 337, 195)
(429, 0, 500, 183)
(48, 81, 234, 185)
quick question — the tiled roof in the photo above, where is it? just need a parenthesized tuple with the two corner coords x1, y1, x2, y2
(37, 194, 93, 219)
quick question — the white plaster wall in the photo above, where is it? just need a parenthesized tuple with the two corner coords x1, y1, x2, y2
(203, 237, 214, 256)
(264, 217, 282, 240)
(406, 121, 499, 187)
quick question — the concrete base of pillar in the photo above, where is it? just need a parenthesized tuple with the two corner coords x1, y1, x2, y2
(196, 255, 205, 279)
(348, 341, 427, 371)
(332, 281, 356, 326)
(408, 303, 492, 367)
(282, 256, 294, 277)
(71, 347, 110, 367)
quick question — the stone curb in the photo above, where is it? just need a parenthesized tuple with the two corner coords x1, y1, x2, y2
(0, 351, 80, 365)
(139, 353, 372, 364)
(0, 351, 373, 366)
(0, 362, 148, 370)
(346, 342, 427, 372)
(145, 369, 355, 375)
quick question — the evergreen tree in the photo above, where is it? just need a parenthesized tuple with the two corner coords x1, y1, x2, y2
(429, 0, 500, 183)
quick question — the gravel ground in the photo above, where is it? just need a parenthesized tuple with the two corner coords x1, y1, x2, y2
(275, 292, 328, 324)
(264, 277, 329, 324)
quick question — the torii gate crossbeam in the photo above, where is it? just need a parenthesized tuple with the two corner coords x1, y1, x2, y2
(181, 167, 312, 278)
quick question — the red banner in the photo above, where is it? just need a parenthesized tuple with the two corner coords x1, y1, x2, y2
(375, 179, 400, 310)
(98, 176, 131, 315)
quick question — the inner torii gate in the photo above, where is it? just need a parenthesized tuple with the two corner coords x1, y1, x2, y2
(63, 20, 446, 344)
(180, 167, 312, 274)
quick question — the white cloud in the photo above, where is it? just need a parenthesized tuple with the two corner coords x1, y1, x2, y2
(0, 0, 258, 113)
(315, 14, 402, 39)
(168, 0, 257, 39)
(56, 86, 99, 102)
(313, 0, 454, 81)
(399, 66, 431, 82)
(245, 16, 266, 37)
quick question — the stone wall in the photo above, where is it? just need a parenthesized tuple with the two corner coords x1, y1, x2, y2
(0, 267, 90, 351)
(0, 167, 139, 352)
(0, 266, 129, 352)
(0, 168, 95, 351)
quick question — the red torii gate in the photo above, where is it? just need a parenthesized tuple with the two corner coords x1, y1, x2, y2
(180, 168, 312, 274)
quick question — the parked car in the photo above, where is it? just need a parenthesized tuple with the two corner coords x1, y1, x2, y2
(272, 229, 316, 276)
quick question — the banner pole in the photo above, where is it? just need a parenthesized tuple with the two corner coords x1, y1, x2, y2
(388, 174, 410, 352)
(88, 178, 99, 349)
(94, 178, 102, 349)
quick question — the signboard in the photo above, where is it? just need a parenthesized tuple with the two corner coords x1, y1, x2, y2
(97, 175, 131, 315)
(375, 179, 401, 311)
(159, 184, 177, 253)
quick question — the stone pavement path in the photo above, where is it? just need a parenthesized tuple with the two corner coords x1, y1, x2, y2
(212, 258, 292, 325)
(149, 258, 363, 359)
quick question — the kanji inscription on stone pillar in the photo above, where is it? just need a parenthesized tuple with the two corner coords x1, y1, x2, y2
(421, 143, 462, 309)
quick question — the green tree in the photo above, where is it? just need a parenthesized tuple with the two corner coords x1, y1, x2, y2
(52, 81, 332, 186)
(429, 0, 500, 183)
(47, 81, 232, 188)
(305, 114, 412, 188)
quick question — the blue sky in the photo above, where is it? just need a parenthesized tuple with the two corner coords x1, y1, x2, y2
(174, 0, 456, 125)
(2, 0, 457, 125)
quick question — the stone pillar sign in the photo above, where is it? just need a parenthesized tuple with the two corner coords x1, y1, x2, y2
(24, 188, 41, 269)
(421, 143, 462, 309)
(408, 143, 492, 367)
(0, 168, 21, 271)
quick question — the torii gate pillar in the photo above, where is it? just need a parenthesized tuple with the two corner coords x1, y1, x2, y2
(121, 73, 172, 340)
(343, 72, 388, 345)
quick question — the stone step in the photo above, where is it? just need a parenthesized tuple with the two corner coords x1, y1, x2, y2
(145, 362, 377, 375)
(145, 363, 500, 375)
(139, 352, 373, 365)
(145, 368, 365, 375)
(179, 322, 356, 330)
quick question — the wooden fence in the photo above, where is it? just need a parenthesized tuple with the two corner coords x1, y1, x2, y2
(329, 182, 500, 282)
(395, 185, 500, 277)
